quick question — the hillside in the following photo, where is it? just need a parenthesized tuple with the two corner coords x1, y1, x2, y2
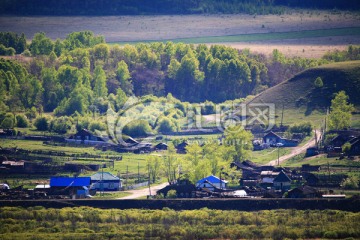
(249, 61, 360, 113)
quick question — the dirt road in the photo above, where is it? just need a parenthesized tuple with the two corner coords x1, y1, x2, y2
(267, 130, 321, 166)
(118, 182, 169, 199)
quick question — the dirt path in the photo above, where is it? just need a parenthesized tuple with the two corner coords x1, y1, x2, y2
(267, 130, 321, 166)
(118, 182, 169, 199)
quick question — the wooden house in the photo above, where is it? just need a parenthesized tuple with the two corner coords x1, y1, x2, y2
(273, 170, 291, 191)
(50, 177, 91, 198)
(287, 185, 321, 198)
(196, 175, 228, 191)
(90, 172, 121, 191)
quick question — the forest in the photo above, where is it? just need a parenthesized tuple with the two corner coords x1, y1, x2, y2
(1, 0, 359, 16)
(0, 207, 359, 240)
(2, 30, 357, 112)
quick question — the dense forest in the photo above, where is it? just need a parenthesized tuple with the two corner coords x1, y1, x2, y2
(0, 0, 359, 16)
(1, 30, 360, 136)
(0, 207, 359, 240)
(0, 30, 338, 114)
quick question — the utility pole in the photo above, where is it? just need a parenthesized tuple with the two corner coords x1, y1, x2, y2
(148, 163, 151, 197)
(126, 165, 128, 190)
(138, 161, 140, 183)
(277, 146, 280, 166)
(280, 103, 284, 127)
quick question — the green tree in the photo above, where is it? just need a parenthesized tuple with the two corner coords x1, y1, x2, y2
(16, 114, 29, 128)
(162, 143, 180, 183)
(115, 88, 128, 110)
(29, 32, 54, 56)
(224, 125, 253, 162)
(147, 155, 162, 183)
(93, 65, 108, 98)
(116, 60, 132, 95)
(34, 117, 49, 131)
(328, 91, 355, 130)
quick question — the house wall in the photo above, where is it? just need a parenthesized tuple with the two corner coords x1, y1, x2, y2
(273, 181, 291, 190)
(91, 181, 121, 191)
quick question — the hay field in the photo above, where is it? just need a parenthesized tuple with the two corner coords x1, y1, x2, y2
(0, 10, 360, 57)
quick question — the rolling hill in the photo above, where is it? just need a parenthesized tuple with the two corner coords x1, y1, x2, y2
(249, 61, 360, 114)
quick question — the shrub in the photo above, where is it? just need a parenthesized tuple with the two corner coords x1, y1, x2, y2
(156, 117, 177, 133)
(167, 190, 177, 198)
(341, 176, 359, 190)
(1, 116, 15, 129)
(323, 231, 338, 239)
(22, 49, 32, 57)
(50, 116, 72, 134)
(289, 122, 312, 136)
(89, 121, 107, 132)
(314, 77, 324, 88)
(16, 114, 29, 128)
(123, 120, 152, 137)
(34, 117, 49, 131)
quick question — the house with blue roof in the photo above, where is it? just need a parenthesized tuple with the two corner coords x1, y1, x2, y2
(90, 172, 121, 191)
(50, 177, 91, 198)
(196, 175, 228, 191)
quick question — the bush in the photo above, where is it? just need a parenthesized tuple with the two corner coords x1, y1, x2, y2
(156, 117, 177, 133)
(16, 114, 29, 128)
(89, 121, 107, 132)
(167, 190, 177, 198)
(123, 120, 152, 137)
(34, 117, 49, 131)
(0, 44, 15, 56)
(22, 49, 32, 57)
(323, 231, 338, 239)
(201, 101, 216, 115)
(49, 116, 72, 134)
(314, 77, 324, 88)
(289, 122, 312, 136)
(341, 176, 359, 190)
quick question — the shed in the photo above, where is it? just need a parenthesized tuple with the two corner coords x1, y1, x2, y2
(287, 186, 320, 198)
(154, 142, 168, 151)
(66, 129, 108, 145)
(90, 172, 121, 191)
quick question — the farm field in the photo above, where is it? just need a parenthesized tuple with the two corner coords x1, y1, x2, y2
(1, 11, 360, 58)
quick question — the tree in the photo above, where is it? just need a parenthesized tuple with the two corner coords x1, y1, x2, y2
(328, 91, 354, 130)
(116, 60, 132, 95)
(34, 117, 49, 131)
(162, 143, 180, 183)
(93, 65, 108, 98)
(29, 32, 54, 56)
(115, 88, 128, 110)
(16, 114, 29, 128)
(223, 125, 253, 162)
(147, 155, 162, 183)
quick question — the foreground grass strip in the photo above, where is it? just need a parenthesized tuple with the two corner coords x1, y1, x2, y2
(0, 207, 359, 239)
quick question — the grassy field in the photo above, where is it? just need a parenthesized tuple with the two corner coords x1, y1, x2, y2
(0, 207, 359, 240)
(251, 148, 291, 165)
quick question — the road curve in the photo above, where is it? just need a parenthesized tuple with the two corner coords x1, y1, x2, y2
(266, 130, 321, 166)
(118, 182, 169, 199)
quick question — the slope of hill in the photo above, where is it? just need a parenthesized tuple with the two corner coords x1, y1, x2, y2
(249, 61, 360, 114)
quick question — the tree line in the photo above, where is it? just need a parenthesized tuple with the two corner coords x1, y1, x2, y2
(0, 30, 332, 117)
(0, 0, 359, 16)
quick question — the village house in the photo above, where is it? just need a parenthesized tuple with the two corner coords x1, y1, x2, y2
(50, 176, 91, 199)
(263, 131, 299, 147)
(196, 175, 228, 191)
(273, 170, 292, 191)
(287, 185, 321, 198)
(90, 172, 122, 191)
(66, 129, 108, 145)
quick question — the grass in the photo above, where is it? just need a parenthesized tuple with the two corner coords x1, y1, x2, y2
(114, 27, 360, 45)
(91, 191, 131, 199)
(284, 154, 360, 167)
(251, 147, 291, 165)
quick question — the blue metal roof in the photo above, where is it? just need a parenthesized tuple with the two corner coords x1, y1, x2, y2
(196, 175, 227, 184)
(50, 177, 91, 187)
